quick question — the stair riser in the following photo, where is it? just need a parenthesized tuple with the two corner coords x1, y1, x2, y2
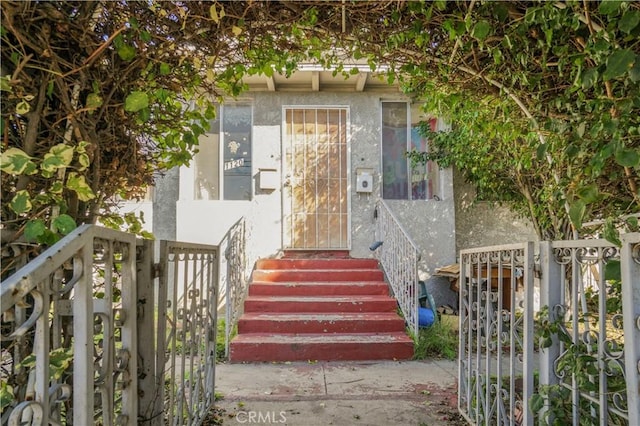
(253, 270, 384, 282)
(248, 283, 389, 297)
(230, 341, 414, 362)
(256, 258, 379, 270)
(238, 318, 406, 334)
(244, 299, 398, 313)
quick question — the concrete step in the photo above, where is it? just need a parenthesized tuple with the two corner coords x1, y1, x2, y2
(237, 312, 406, 334)
(243, 295, 398, 313)
(252, 269, 384, 282)
(248, 281, 389, 297)
(256, 258, 379, 270)
(230, 256, 412, 363)
(229, 332, 414, 362)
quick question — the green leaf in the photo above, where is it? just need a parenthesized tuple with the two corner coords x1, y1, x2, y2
(86, 93, 103, 111)
(603, 49, 636, 81)
(10, 190, 32, 214)
(124, 91, 149, 112)
(604, 259, 621, 281)
(471, 21, 491, 41)
(618, 10, 640, 33)
(16, 100, 30, 115)
(159, 63, 171, 75)
(0, 75, 11, 92)
(52, 214, 76, 235)
(50, 144, 74, 165)
(536, 143, 548, 160)
(569, 200, 586, 229)
(0, 382, 14, 412)
(117, 44, 136, 61)
(24, 219, 47, 242)
(138, 107, 151, 122)
(614, 147, 639, 167)
(41, 144, 73, 173)
(581, 68, 598, 89)
(530, 394, 544, 413)
(1, 147, 35, 175)
(604, 217, 622, 246)
(51, 181, 64, 194)
(599, 0, 622, 16)
(210, 4, 220, 23)
(78, 152, 90, 171)
(577, 185, 599, 203)
(66, 172, 96, 201)
(630, 60, 640, 83)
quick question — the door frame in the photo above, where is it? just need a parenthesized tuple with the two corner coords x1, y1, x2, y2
(281, 105, 352, 250)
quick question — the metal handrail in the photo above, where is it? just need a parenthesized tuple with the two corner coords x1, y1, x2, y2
(372, 199, 421, 337)
(216, 217, 249, 358)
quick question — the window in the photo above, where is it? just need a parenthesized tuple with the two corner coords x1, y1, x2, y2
(193, 104, 253, 200)
(381, 102, 439, 200)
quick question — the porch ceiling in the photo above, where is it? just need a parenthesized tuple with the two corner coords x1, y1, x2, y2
(242, 69, 401, 93)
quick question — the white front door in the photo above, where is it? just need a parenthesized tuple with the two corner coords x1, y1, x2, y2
(283, 108, 350, 249)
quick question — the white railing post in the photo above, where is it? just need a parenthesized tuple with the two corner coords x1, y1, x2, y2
(621, 233, 640, 426)
(73, 242, 95, 426)
(538, 241, 562, 422)
(137, 239, 163, 426)
(120, 239, 138, 425)
(522, 241, 535, 426)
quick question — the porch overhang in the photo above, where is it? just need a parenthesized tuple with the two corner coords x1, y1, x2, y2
(242, 66, 401, 93)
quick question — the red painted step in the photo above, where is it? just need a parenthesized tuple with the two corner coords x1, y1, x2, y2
(229, 255, 413, 362)
(252, 269, 384, 282)
(230, 333, 414, 362)
(238, 312, 406, 334)
(256, 258, 379, 270)
(248, 281, 389, 296)
(243, 295, 398, 313)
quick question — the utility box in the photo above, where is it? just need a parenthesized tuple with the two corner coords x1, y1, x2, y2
(356, 168, 374, 193)
(258, 168, 278, 190)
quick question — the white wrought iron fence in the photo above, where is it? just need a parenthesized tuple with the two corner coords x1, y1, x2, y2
(1, 225, 222, 426)
(458, 235, 640, 426)
(216, 217, 250, 358)
(1, 225, 138, 425)
(373, 199, 421, 337)
(458, 242, 535, 426)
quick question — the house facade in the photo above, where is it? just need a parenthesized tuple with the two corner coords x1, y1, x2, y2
(119, 68, 537, 307)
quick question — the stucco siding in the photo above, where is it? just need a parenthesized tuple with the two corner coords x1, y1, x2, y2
(453, 168, 538, 251)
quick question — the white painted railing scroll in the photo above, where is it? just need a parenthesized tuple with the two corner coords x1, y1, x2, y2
(458, 242, 535, 426)
(459, 236, 640, 426)
(373, 199, 421, 337)
(0, 225, 137, 425)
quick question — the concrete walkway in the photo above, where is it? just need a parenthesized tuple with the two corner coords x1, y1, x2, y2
(212, 360, 463, 426)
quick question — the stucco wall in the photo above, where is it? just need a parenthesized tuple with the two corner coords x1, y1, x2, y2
(453, 168, 539, 252)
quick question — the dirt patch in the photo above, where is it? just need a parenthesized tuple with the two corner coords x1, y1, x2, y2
(414, 383, 467, 426)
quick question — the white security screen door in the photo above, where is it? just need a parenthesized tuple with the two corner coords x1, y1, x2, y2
(283, 108, 349, 249)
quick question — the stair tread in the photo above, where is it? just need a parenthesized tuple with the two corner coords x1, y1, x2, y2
(257, 268, 382, 272)
(257, 258, 379, 269)
(232, 332, 413, 343)
(250, 281, 387, 285)
(245, 295, 395, 302)
(240, 312, 403, 320)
